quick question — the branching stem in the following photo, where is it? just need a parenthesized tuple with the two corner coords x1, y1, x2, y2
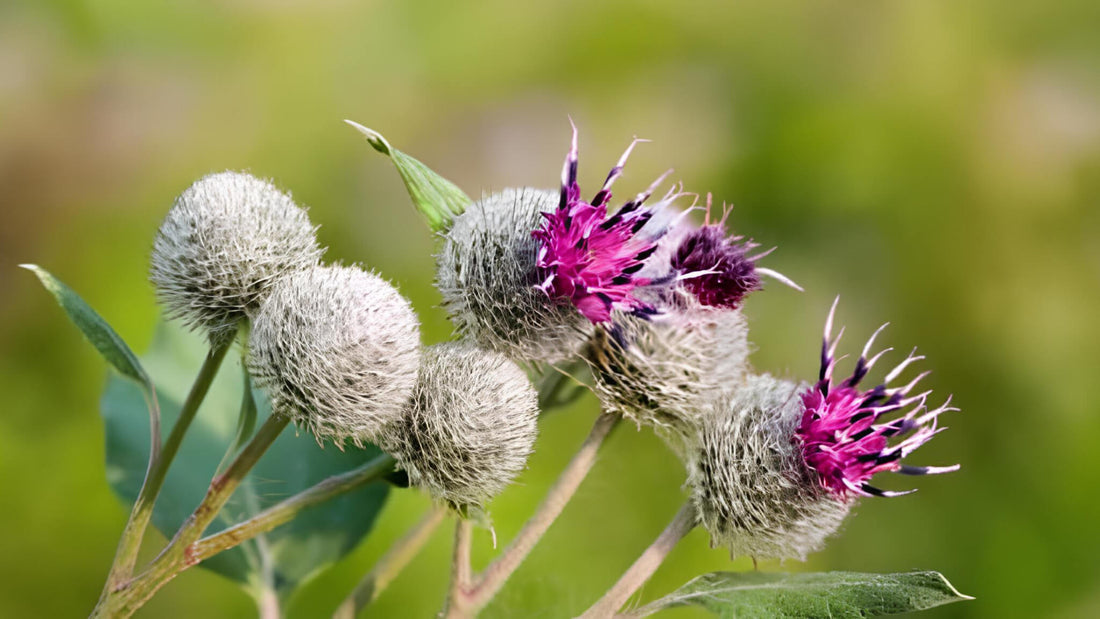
(194, 453, 396, 563)
(333, 505, 446, 618)
(92, 413, 290, 618)
(442, 412, 621, 618)
(579, 502, 697, 619)
(98, 337, 234, 600)
(443, 519, 475, 618)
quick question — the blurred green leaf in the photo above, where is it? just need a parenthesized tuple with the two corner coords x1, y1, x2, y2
(636, 570, 972, 618)
(346, 120, 471, 232)
(100, 322, 390, 601)
(22, 264, 149, 388)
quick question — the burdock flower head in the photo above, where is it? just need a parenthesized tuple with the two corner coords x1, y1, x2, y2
(796, 299, 960, 498)
(665, 200, 800, 310)
(437, 187, 589, 364)
(687, 301, 958, 560)
(532, 124, 677, 324)
(586, 293, 751, 431)
(248, 264, 421, 446)
(150, 171, 324, 343)
(379, 343, 539, 510)
(437, 125, 680, 363)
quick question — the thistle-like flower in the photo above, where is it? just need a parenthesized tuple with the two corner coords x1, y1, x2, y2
(687, 302, 958, 560)
(437, 187, 592, 363)
(796, 299, 960, 498)
(688, 374, 850, 560)
(532, 124, 677, 324)
(150, 171, 324, 343)
(666, 202, 800, 310)
(379, 343, 539, 510)
(248, 264, 421, 445)
(437, 125, 688, 363)
(586, 292, 751, 430)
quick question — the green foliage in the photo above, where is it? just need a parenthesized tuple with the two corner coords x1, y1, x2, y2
(638, 570, 972, 618)
(100, 323, 390, 603)
(346, 120, 471, 232)
(22, 265, 150, 389)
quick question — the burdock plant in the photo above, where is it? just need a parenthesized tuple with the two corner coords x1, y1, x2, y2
(23, 122, 971, 619)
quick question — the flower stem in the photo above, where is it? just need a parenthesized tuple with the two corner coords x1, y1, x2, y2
(446, 412, 620, 618)
(257, 586, 281, 619)
(98, 337, 234, 598)
(443, 518, 475, 618)
(194, 453, 397, 563)
(579, 502, 697, 619)
(92, 412, 290, 618)
(333, 504, 446, 618)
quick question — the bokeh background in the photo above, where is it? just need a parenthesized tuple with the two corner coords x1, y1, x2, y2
(2, 1, 1098, 617)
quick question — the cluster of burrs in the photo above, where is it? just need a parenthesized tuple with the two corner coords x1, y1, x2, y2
(151, 171, 538, 514)
(151, 122, 958, 555)
(432, 125, 959, 559)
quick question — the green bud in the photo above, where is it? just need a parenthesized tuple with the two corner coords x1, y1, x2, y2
(346, 120, 471, 232)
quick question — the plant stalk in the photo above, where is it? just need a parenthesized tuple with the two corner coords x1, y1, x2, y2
(579, 502, 697, 619)
(446, 412, 621, 618)
(257, 586, 281, 619)
(98, 337, 234, 598)
(443, 519, 475, 619)
(333, 504, 446, 618)
(92, 412, 290, 618)
(195, 453, 397, 563)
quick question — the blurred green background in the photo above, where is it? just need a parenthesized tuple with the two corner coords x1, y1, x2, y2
(2, 1, 1098, 617)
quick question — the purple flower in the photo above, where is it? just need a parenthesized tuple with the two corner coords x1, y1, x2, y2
(668, 201, 800, 309)
(532, 125, 673, 324)
(795, 299, 959, 499)
(670, 224, 761, 309)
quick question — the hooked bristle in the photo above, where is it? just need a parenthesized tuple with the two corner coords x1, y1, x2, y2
(150, 171, 324, 342)
(437, 188, 593, 363)
(248, 264, 421, 446)
(586, 292, 752, 431)
(686, 374, 850, 561)
(378, 343, 539, 509)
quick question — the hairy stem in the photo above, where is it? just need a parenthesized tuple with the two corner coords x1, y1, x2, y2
(443, 519, 475, 618)
(98, 337, 234, 598)
(333, 505, 446, 618)
(257, 586, 281, 619)
(579, 502, 697, 619)
(195, 453, 397, 563)
(93, 413, 290, 618)
(448, 412, 620, 617)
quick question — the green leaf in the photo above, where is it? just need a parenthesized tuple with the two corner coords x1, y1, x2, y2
(636, 570, 972, 618)
(22, 264, 149, 388)
(346, 120, 471, 232)
(101, 322, 390, 601)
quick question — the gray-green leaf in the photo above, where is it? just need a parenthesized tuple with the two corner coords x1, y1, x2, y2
(634, 570, 972, 618)
(101, 322, 390, 602)
(22, 264, 149, 387)
(346, 120, 471, 232)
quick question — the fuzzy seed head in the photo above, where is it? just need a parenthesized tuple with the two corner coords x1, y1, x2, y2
(379, 343, 539, 509)
(586, 293, 752, 430)
(150, 171, 323, 342)
(248, 265, 420, 445)
(437, 188, 592, 363)
(687, 374, 850, 561)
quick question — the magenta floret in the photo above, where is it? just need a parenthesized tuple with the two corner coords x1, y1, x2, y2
(795, 299, 959, 499)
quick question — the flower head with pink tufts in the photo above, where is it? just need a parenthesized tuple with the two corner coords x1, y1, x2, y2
(795, 299, 960, 499)
(532, 125, 674, 324)
(666, 199, 803, 310)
